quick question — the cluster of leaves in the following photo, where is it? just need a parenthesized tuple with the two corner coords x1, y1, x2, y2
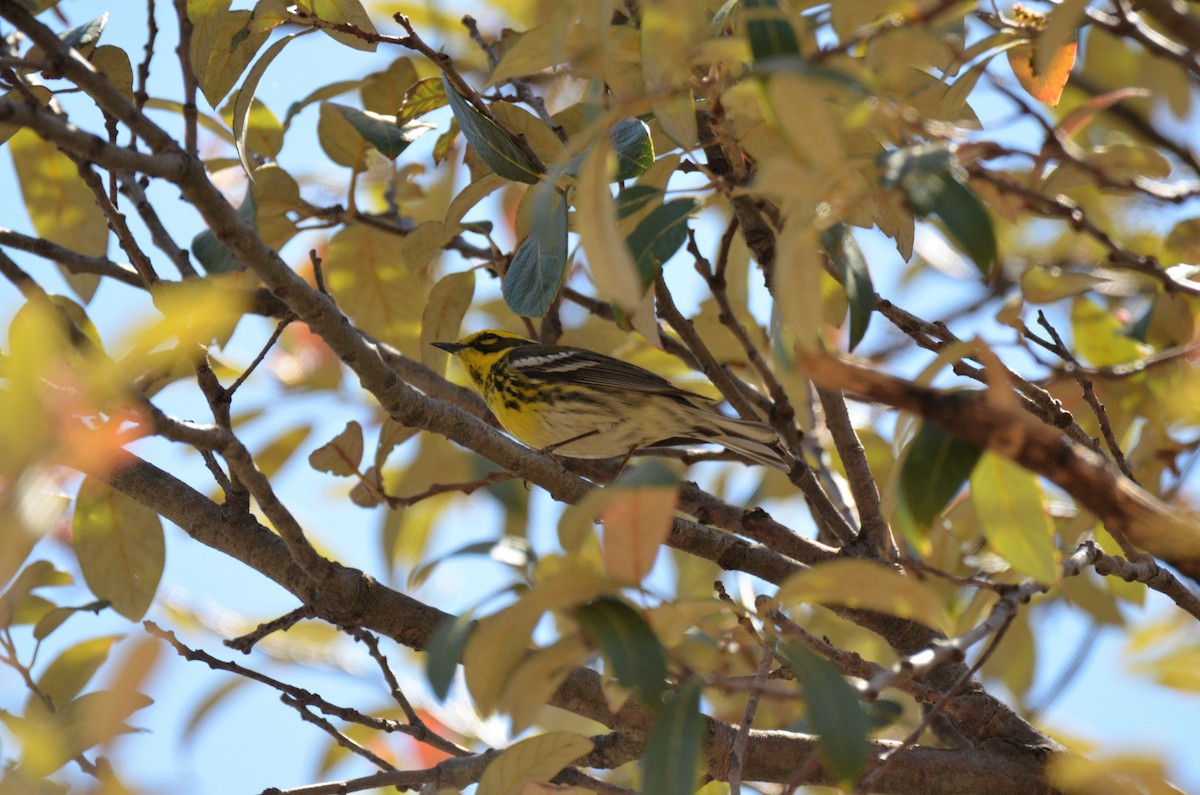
(1, 0, 1200, 793)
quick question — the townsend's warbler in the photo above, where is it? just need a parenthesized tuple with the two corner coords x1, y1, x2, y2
(433, 330, 789, 470)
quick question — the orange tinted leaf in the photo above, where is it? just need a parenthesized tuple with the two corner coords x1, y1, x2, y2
(1007, 40, 1076, 107)
(308, 420, 364, 477)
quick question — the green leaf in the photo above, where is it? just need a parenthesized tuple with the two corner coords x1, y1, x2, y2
(612, 118, 655, 180)
(970, 452, 1060, 584)
(616, 185, 663, 219)
(777, 642, 871, 786)
(744, 0, 800, 61)
(442, 75, 541, 184)
(625, 198, 699, 287)
(641, 676, 703, 795)
(929, 176, 997, 276)
(72, 477, 165, 621)
(820, 224, 875, 351)
(503, 186, 569, 317)
(878, 144, 995, 275)
(36, 635, 121, 708)
(191, 189, 256, 274)
(426, 612, 474, 700)
(326, 102, 436, 159)
(575, 597, 667, 708)
(899, 420, 983, 528)
(58, 13, 108, 52)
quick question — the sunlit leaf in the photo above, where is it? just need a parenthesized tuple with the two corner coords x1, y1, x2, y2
(8, 129, 107, 302)
(1008, 40, 1076, 107)
(36, 635, 121, 708)
(73, 477, 164, 621)
(187, 2, 270, 107)
(777, 559, 951, 634)
(422, 270, 476, 371)
(326, 102, 436, 159)
(477, 732, 594, 795)
(301, 0, 377, 51)
(970, 452, 1060, 584)
(576, 137, 644, 313)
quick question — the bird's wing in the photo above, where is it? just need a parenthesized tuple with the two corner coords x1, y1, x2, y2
(507, 345, 708, 398)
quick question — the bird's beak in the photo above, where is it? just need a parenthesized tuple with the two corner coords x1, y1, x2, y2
(432, 341, 464, 354)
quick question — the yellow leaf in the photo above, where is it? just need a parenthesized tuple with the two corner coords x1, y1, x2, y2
(640, 0, 700, 148)
(89, 46, 134, 100)
(308, 421, 363, 477)
(8, 129, 108, 302)
(361, 57, 418, 114)
(601, 485, 678, 584)
(322, 223, 431, 356)
(317, 101, 367, 169)
(302, 0, 378, 52)
(477, 732, 595, 795)
(575, 138, 642, 312)
(463, 601, 542, 715)
(497, 638, 590, 734)
(73, 477, 164, 621)
(187, 4, 269, 107)
(776, 559, 951, 634)
(969, 453, 1059, 585)
(774, 214, 823, 352)
(490, 102, 565, 165)
(421, 271, 476, 372)
(36, 635, 121, 708)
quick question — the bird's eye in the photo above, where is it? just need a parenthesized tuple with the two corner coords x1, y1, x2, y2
(476, 333, 499, 349)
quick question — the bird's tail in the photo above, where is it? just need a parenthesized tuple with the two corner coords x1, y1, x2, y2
(669, 403, 792, 471)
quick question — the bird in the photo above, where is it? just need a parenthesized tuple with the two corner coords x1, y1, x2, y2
(433, 329, 790, 470)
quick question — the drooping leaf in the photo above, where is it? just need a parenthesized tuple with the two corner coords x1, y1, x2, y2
(398, 77, 448, 124)
(576, 597, 668, 707)
(503, 186, 569, 317)
(442, 75, 541, 184)
(426, 612, 474, 701)
(898, 419, 983, 529)
(576, 138, 643, 312)
(641, 677, 704, 795)
(820, 224, 875, 351)
(72, 477, 164, 621)
(777, 642, 871, 786)
(231, 29, 309, 175)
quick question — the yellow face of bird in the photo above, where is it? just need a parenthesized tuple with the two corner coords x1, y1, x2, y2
(431, 329, 534, 392)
